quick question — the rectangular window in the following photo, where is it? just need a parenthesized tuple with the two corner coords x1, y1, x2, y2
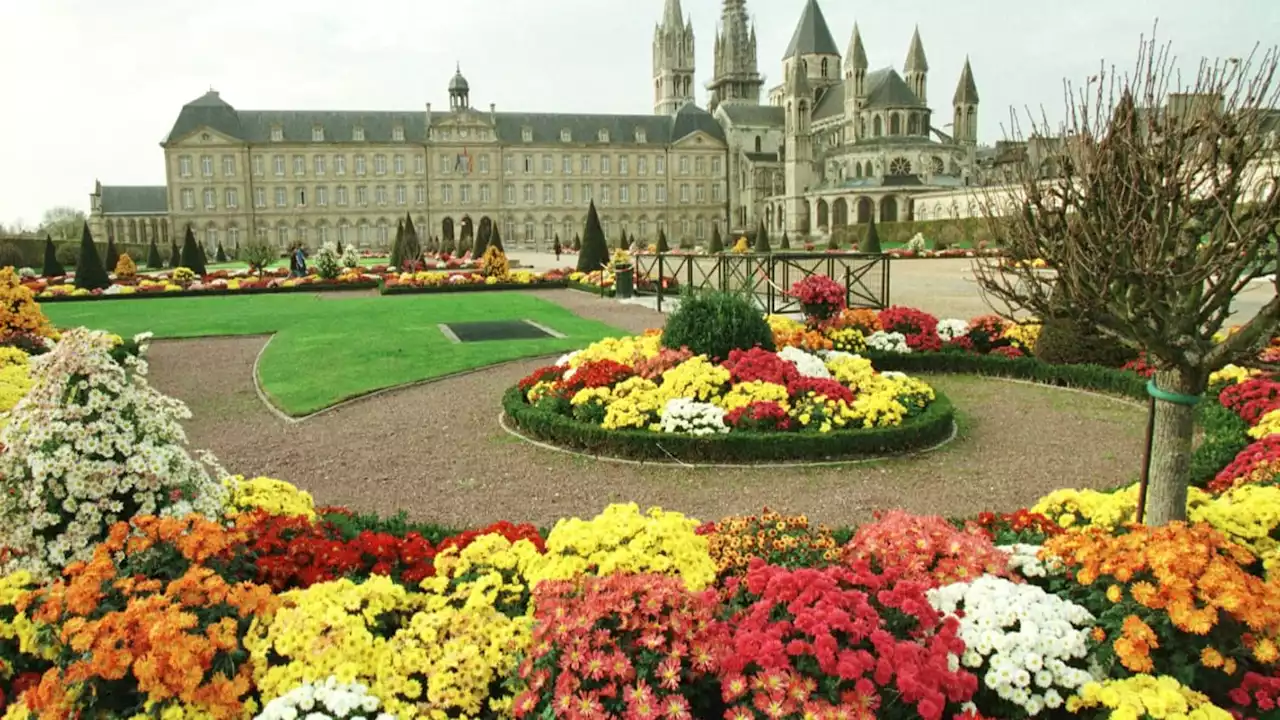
(394, 155, 405, 175)
(180, 188, 194, 209)
(523, 184, 534, 203)
(416, 185, 426, 204)
(415, 155, 425, 174)
(580, 155, 590, 173)
(442, 185, 452, 204)
(525, 221, 534, 239)
(335, 156, 346, 175)
(638, 185, 649, 203)
(656, 156, 666, 175)
(601, 185, 611, 205)
(562, 156, 572, 174)
(297, 188, 307, 207)
(375, 154, 387, 175)
(480, 184, 491, 203)
(293, 155, 305, 176)
(521, 128, 533, 142)
(562, 184, 572, 204)
(274, 155, 285, 176)
(252, 156, 263, 176)
(681, 218, 690, 238)
(639, 218, 647, 237)
(601, 156, 611, 175)
(636, 128, 647, 143)
(523, 155, 533, 174)
(206, 227, 218, 247)
(479, 155, 490, 174)
(274, 188, 287, 207)
(542, 155, 552, 174)
(712, 183, 722, 202)
(598, 129, 609, 142)
(656, 185, 666, 203)
(619, 156, 629, 175)
(680, 156, 690, 174)
(228, 227, 240, 245)
(314, 155, 326, 175)
(355, 155, 366, 175)
(680, 184, 690, 203)
(202, 188, 216, 208)
(376, 186, 387, 205)
(356, 186, 368, 205)
(222, 155, 236, 177)
(225, 188, 238, 208)
(711, 157, 722, 174)
(179, 156, 192, 177)
(392, 126, 405, 141)
(397, 185, 407, 205)
(312, 126, 324, 141)
(505, 184, 515, 204)
(503, 155, 513, 174)
(317, 187, 328, 206)
(619, 184, 629, 203)
(318, 225, 328, 244)
(696, 185, 706, 203)
(542, 184, 553, 205)
(560, 129, 571, 142)
(544, 220, 553, 240)
(353, 127, 365, 141)
(581, 184, 592, 203)
(638, 157, 647, 175)
(460, 185, 470, 203)
(695, 157, 705, 175)
(271, 127, 283, 142)
(254, 188, 266, 208)
(278, 226, 289, 245)
(336, 186, 348, 206)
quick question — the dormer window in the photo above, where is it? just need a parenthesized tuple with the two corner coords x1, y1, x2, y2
(353, 126, 365, 141)
(598, 129, 610, 142)
(392, 126, 405, 141)
(521, 127, 533, 142)
(635, 128, 646, 143)
(560, 129, 572, 142)
(312, 126, 324, 141)
(270, 127, 283, 142)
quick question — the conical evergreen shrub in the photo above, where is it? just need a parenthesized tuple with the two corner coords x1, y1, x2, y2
(490, 224, 504, 253)
(402, 214, 422, 263)
(709, 225, 723, 253)
(179, 226, 207, 276)
(572, 233, 581, 251)
(859, 216, 883, 253)
(215, 243, 228, 262)
(781, 231, 791, 250)
(104, 235, 120, 273)
(146, 240, 163, 269)
(168, 241, 180, 269)
(73, 224, 110, 290)
(388, 220, 406, 269)
(656, 228, 670, 253)
(41, 235, 64, 277)
(473, 222, 490, 258)
(754, 218, 770, 253)
(576, 202, 609, 273)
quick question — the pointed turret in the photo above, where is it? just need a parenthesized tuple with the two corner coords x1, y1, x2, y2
(905, 26, 929, 72)
(843, 23, 868, 142)
(662, 0, 683, 28)
(782, 0, 839, 59)
(844, 23, 868, 71)
(653, 0, 696, 115)
(707, 0, 763, 112)
(787, 50, 811, 96)
(953, 56, 979, 104)
(952, 57, 979, 145)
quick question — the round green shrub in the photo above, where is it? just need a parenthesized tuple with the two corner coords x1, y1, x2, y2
(661, 289, 774, 361)
(1033, 317, 1137, 368)
(55, 243, 79, 268)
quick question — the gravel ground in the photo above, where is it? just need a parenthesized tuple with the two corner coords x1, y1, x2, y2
(145, 290, 1146, 528)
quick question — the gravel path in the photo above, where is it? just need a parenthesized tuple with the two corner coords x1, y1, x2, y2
(145, 290, 1145, 528)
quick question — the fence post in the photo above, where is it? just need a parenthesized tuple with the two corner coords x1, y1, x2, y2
(881, 256, 891, 308)
(657, 254, 665, 313)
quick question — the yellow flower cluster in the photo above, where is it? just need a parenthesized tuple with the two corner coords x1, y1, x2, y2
(428, 533, 544, 617)
(827, 327, 867, 353)
(222, 475, 317, 521)
(1033, 485, 1147, 530)
(0, 348, 32, 432)
(479, 246, 510, 279)
(1188, 484, 1280, 571)
(1209, 364, 1260, 386)
(571, 377, 665, 430)
(0, 570, 49, 678)
(824, 353, 876, 389)
(528, 503, 716, 591)
(568, 333, 662, 367)
(718, 380, 790, 413)
(1066, 675, 1231, 720)
(1003, 321, 1043, 350)
(248, 569, 531, 720)
(0, 267, 55, 339)
(659, 355, 730, 402)
(1249, 408, 1280, 440)
(171, 267, 196, 285)
(766, 315, 804, 336)
(792, 390, 859, 432)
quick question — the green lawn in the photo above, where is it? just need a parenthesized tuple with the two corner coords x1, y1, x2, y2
(43, 293, 621, 416)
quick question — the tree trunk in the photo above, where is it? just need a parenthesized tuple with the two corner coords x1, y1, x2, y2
(1142, 368, 1202, 525)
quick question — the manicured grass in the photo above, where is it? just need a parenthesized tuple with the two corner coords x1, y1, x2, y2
(43, 293, 622, 416)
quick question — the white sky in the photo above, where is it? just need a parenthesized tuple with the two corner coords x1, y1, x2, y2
(0, 0, 1275, 226)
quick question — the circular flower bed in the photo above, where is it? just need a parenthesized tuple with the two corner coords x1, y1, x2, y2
(504, 332, 954, 463)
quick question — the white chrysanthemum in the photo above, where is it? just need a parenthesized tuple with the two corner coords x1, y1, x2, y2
(340, 243, 361, 269)
(659, 398, 728, 436)
(865, 331, 911, 353)
(256, 676, 395, 720)
(777, 346, 830, 378)
(937, 318, 970, 342)
(928, 575, 1098, 716)
(0, 328, 227, 579)
(997, 544, 1065, 579)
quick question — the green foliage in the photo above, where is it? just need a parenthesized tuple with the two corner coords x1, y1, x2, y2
(827, 234, 840, 250)
(489, 224, 504, 253)
(402, 214, 422, 264)
(576, 201, 609, 272)
(1189, 401, 1250, 487)
(709, 224, 724, 253)
(0, 243, 24, 271)
(168, 241, 180, 269)
(473, 221, 490, 258)
(146, 240, 163, 270)
(179, 226, 207, 276)
(753, 218, 770, 252)
(55, 243, 79, 268)
(388, 220, 407, 270)
(73, 224, 110, 291)
(661, 289, 774, 362)
(859, 216, 883, 253)
(553, 234, 562, 253)
(215, 243, 228, 263)
(104, 235, 120, 272)
(1033, 317, 1137, 368)
(656, 228, 671, 253)
(241, 241, 276, 273)
(781, 231, 791, 250)
(572, 233, 582, 251)
(41, 236, 64, 277)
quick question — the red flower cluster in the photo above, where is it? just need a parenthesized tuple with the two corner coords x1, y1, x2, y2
(965, 315, 1010, 353)
(1221, 378, 1280, 425)
(724, 348, 800, 386)
(966, 509, 1063, 545)
(720, 560, 977, 720)
(844, 511, 1012, 588)
(788, 377, 855, 404)
(633, 347, 694, 380)
(565, 359, 635, 392)
(520, 365, 568, 392)
(1122, 352, 1157, 378)
(790, 275, 847, 315)
(990, 345, 1024, 359)
(725, 401, 793, 432)
(878, 307, 942, 353)
(1228, 671, 1280, 718)
(437, 520, 546, 554)
(514, 573, 727, 720)
(1210, 435, 1280, 493)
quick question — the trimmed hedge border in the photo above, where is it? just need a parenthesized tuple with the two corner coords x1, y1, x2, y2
(567, 281, 615, 298)
(861, 350, 1148, 399)
(502, 385, 956, 463)
(33, 280, 382, 303)
(380, 279, 568, 295)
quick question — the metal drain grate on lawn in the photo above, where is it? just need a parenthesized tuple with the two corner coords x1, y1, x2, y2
(439, 319, 566, 343)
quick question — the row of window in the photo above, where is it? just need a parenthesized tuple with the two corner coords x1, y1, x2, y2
(177, 152, 723, 180)
(261, 125, 651, 145)
(179, 182, 723, 211)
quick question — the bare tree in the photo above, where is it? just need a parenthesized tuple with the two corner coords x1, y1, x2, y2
(38, 206, 87, 242)
(973, 33, 1280, 525)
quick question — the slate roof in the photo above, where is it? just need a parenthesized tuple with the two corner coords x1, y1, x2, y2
(164, 91, 724, 147)
(953, 59, 979, 105)
(720, 104, 785, 127)
(744, 151, 780, 163)
(100, 186, 168, 214)
(813, 84, 845, 120)
(905, 28, 929, 73)
(782, 0, 840, 59)
(864, 68, 923, 109)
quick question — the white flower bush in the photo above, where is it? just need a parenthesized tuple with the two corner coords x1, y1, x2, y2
(340, 243, 361, 269)
(0, 329, 226, 578)
(659, 398, 728, 435)
(256, 677, 394, 720)
(907, 233, 928, 252)
(998, 543, 1065, 579)
(928, 575, 1097, 716)
(777, 346, 831, 378)
(937, 318, 970, 342)
(866, 330, 911, 353)
(314, 242, 343, 280)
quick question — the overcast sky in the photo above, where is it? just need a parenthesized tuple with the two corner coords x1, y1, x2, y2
(1, 0, 1275, 227)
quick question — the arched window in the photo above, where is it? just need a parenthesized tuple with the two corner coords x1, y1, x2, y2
(754, 136, 762, 153)
(907, 114, 920, 135)
(889, 113, 901, 135)
(873, 116, 883, 137)
(820, 58, 829, 77)
(854, 162, 863, 179)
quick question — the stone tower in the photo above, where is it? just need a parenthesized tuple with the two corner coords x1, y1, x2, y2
(843, 23, 868, 142)
(904, 27, 929, 105)
(952, 57, 979, 145)
(448, 64, 470, 111)
(653, 0, 696, 116)
(781, 0, 841, 92)
(706, 0, 764, 113)
(784, 57, 813, 233)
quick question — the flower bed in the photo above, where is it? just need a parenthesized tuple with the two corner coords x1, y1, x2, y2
(29, 268, 381, 302)
(504, 332, 954, 463)
(380, 267, 569, 294)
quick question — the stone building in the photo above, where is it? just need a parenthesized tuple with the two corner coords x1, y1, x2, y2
(88, 181, 172, 247)
(712, 0, 983, 236)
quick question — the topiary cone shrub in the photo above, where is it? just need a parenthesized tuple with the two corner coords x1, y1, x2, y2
(489, 224, 504, 253)
(572, 233, 582, 252)
(146, 240, 163, 269)
(104, 235, 120, 274)
(168, 241, 180, 269)
(41, 235, 64, 277)
(753, 219, 770, 253)
(656, 228, 671, 253)
(859, 216, 883, 253)
(215, 243, 228, 263)
(660, 289, 774, 362)
(576, 201, 609, 273)
(73, 224, 110, 291)
(781, 231, 791, 250)
(708, 225, 724, 253)
(179, 226, 207, 277)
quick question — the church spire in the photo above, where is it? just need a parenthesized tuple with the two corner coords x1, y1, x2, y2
(653, 0, 695, 115)
(662, 0, 684, 29)
(844, 23, 867, 71)
(905, 26, 929, 72)
(706, 0, 763, 112)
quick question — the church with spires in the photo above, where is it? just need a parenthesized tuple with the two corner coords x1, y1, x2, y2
(653, 0, 983, 236)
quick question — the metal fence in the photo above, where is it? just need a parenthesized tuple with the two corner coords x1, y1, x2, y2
(631, 252, 891, 314)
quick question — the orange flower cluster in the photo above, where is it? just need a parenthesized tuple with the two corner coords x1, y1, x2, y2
(772, 327, 834, 353)
(0, 267, 54, 339)
(14, 516, 277, 719)
(1046, 522, 1280, 680)
(700, 510, 839, 575)
(834, 308, 882, 334)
